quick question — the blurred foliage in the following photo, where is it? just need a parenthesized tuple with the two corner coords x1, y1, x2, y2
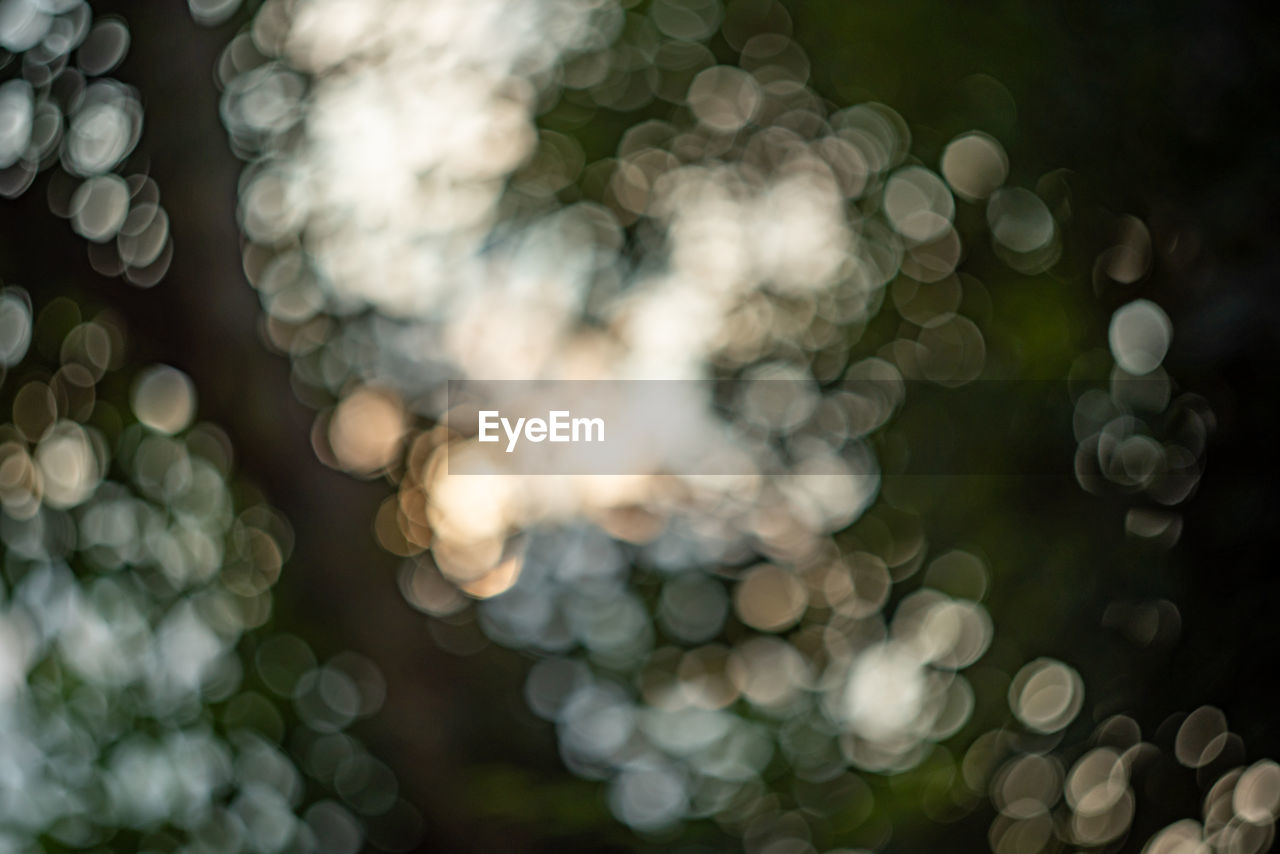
(2, 1, 1278, 853)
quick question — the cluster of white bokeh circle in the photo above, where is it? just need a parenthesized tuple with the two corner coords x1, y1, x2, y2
(1, 0, 175, 284)
(0, 286, 418, 852)
(205, 0, 1105, 839)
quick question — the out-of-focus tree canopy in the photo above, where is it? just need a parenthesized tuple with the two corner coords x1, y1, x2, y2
(2, 1, 1279, 853)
